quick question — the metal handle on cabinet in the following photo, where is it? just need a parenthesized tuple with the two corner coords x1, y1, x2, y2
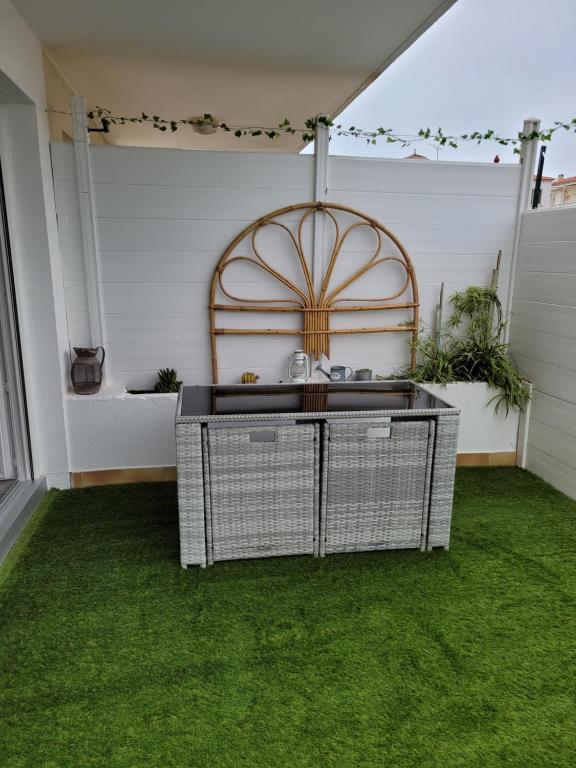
(367, 426, 392, 439)
(249, 430, 276, 443)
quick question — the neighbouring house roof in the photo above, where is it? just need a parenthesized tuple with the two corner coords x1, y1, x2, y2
(13, 0, 457, 151)
(404, 151, 430, 160)
(533, 175, 555, 181)
(552, 176, 576, 186)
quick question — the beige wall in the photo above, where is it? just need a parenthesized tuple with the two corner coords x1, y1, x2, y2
(43, 47, 361, 152)
(17, 0, 457, 152)
(43, 51, 73, 141)
(44, 51, 108, 144)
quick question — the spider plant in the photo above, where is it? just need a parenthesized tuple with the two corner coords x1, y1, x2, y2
(409, 286, 530, 414)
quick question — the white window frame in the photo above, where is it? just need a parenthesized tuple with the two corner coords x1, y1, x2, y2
(0, 159, 32, 481)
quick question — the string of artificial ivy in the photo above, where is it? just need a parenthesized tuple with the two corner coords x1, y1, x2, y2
(70, 107, 576, 152)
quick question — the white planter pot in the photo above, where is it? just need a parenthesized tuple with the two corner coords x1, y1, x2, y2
(66, 382, 521, 473)
(421, 382, 520, 454)
(66, 388, 178, 471)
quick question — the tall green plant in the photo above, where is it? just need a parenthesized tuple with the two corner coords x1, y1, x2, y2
(409, 286, 530, 414)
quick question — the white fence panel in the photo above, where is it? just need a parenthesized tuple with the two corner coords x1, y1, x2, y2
(328, 157, 518, 340)
(510, 206, 576, 498)
(51, 143, 521, 388)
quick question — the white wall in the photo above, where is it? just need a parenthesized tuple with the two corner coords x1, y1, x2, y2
(0, 0, 70, 488)
(52, 144, 521, 389)
(509, 206, 576, 497)
(326, 157, 519, 373)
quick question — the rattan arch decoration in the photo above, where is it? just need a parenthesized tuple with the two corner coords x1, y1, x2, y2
(209, 201, 419, 383)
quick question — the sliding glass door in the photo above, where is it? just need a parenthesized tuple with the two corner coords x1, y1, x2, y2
(0, 159, 31, 492)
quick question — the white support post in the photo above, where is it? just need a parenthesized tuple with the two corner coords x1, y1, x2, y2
(71, 96, 104, 347)
(516, 381, 533, 468)
(503, 117, 540, 342)
(312, 117, 330, 295)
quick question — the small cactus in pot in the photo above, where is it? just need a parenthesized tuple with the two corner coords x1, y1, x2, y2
(241, 371, 260, 384)
(154, 368, 183, 393)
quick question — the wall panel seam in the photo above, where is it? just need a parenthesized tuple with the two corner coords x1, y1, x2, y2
(515, 269, 576, 276)
(513, 352, 576, 375)
(532, 390, 576, 407)
(527, 444, 576, 472)
(510, 324, 576, 342)
(529, 415, 576, 440)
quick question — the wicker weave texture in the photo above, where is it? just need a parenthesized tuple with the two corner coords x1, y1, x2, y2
(320, 420, 435, 554)
(177, 406, 458, 425)
(426, 414, 460, 549)
(419, 420, 436, 550)
(176, 422, 207, 567)
(205, 423, 318, 562)
(202, 427, 214, 566)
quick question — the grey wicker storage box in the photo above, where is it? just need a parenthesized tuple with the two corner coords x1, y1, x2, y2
(176, 382, 460, 568)
(204, 422, 319, 563)
(320, 420, 435, 555)
(176, 422, 207, 568)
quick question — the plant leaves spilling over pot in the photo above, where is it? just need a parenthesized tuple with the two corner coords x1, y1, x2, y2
(408, 286, 530, 414)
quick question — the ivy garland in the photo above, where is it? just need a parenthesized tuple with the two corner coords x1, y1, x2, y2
(79, 106, 576, 152)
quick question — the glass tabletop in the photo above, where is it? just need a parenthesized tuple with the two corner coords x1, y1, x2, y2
(179, 381, 453, 417)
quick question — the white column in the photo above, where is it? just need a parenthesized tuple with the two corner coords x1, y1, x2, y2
(516, 381, 533, 469)
(503, 117, 540, 342)
(71, 96, 104, 347)
(312, 117, 330, 295)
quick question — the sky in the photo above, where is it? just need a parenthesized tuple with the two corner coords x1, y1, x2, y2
(305, 0, 576, 177)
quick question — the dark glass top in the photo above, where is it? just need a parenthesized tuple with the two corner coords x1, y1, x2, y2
(179, 381, 453, 418)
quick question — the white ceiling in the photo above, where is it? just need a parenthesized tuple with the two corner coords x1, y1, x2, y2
(15, 0, 455, 69)
(15, 0, 457, 150)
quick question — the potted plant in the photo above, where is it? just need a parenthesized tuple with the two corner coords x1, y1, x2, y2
(405, 286, 531, 459)
(67, 368, 184, 475)
(409, 286, 529, 412)
(128, 368, 182, 395)
(153, 368, 183, 393)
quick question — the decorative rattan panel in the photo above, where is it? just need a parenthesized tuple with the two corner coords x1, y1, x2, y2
(209, 201, 419, 383)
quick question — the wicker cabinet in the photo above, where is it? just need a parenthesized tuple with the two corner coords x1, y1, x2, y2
(203, 423, 319, 564)
(176, 383, 460, 568)
(320, 420, 435, 555)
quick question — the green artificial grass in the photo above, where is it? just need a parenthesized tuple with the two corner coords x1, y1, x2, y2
(1, 469, 575, 767)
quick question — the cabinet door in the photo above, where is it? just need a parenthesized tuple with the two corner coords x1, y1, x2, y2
(323, 420, 434, 554)
(206, 423, 317, 562)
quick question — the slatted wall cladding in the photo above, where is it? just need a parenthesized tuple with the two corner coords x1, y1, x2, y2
(51, 144, 521, 388)
(509, 206, 576, 498)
